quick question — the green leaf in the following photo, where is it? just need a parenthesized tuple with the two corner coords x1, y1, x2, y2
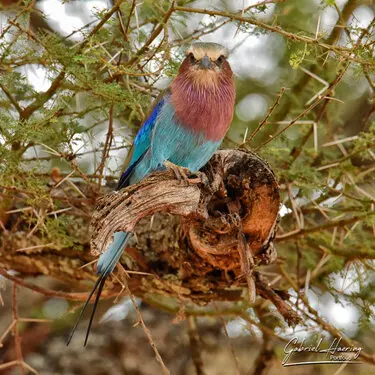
(323, 0, 336, 6)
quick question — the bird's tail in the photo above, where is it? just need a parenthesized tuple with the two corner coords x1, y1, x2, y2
(67, 231, 131, 346)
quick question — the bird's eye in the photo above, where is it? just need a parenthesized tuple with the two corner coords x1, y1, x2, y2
(216, 55, 225, 65)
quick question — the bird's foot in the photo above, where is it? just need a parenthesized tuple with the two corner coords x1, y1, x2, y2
(164, 161, 209, 186)
(164, 161, 191, 185)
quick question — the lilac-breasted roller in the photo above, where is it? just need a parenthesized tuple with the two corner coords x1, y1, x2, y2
(67, 42, 236, 345)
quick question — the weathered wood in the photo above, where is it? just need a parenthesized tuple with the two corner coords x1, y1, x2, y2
(1, 149, 300, 325)
(91, 150, 279, 270)
(89, 150, 286, 314)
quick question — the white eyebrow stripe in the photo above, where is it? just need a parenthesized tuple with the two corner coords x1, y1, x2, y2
(186, 45, 228, 60)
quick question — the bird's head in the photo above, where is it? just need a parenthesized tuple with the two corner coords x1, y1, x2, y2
(178, 42, 233, 89)
(171, 42, 235, 140)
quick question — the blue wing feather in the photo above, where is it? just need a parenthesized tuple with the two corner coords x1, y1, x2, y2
(131, 98, 165, 164)
(117, 97, 165, 190)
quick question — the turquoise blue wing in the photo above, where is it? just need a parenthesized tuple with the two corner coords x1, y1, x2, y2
(117, 97, 165, 190)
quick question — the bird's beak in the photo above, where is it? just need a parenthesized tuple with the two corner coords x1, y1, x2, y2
(199, 55, 212, 70)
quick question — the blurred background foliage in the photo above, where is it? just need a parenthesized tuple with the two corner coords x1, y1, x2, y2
(0, 0, 374, 374)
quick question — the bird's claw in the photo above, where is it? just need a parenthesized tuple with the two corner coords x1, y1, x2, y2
(164, 161, 210, 187)
(164, 161, 191, 185)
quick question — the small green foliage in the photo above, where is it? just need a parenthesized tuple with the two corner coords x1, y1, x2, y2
(44, 216, 76, 248)
(289, 44, 311, 69)
(323, 0, 336, 6)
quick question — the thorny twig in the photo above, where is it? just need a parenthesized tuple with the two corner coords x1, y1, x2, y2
(187, 316, 206, 375)
(215, 306, 241, 375)
(173, 6, 374, 66)
(96, 104, 114, 189)
(243, 87, 286, 145)
(0, 283, 39, 375)
(116, 265, 171, 375)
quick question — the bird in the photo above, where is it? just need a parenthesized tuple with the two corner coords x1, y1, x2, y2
(67, 42, 236, 346)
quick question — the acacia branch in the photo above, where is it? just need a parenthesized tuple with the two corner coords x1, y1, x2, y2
(16, 0, 125, 123)
(173, 5, 373, 66)
(0, 83, 23, 115)
(276, 212, 375, 245)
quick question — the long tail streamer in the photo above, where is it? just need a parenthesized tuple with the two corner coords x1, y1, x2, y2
(67, 231, 131, 346)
